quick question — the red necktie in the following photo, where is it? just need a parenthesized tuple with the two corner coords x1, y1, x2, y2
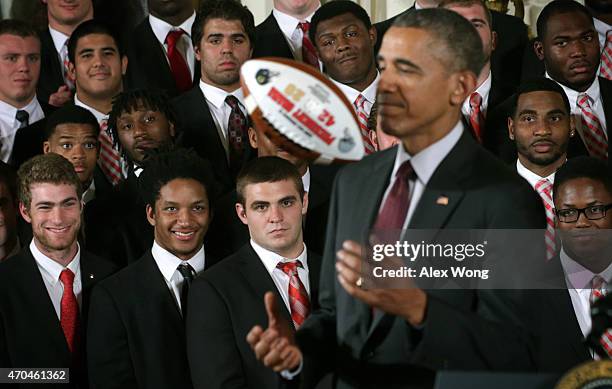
(577, 93, 608, 160)
(354, 94, 376, 154)
(468, 92, 485, 143)
(61, 41, 75, 91)
(225, 95, 248, 175)
(373, 161, 414, 231)
(276, 260, 310, 328)
(166, 29, 192, 93)
(590, 276, 612, 358)
(600, 31, 612, 80)
(298, 22, 319, 68)
(98, 119, 123, 185)
(534, 178, 556, 260)
(59, 269, 79, 353)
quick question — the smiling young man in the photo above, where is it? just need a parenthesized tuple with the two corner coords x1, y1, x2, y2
(187, 156, 321, 389)
(0, 153, 115, 388)
(87, 148, 218, 389)
(171, 0, 255, 193)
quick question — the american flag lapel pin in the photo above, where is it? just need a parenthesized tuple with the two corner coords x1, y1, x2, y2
(436, 196, 449, 206)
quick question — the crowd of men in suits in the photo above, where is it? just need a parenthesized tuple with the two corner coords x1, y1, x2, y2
(0, 0, 611, 388)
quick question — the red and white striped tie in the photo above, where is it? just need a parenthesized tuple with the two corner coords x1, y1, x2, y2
(469, 92, 485, 143)
(61, 41, 75, 91)
(577, 93, 608, 160)
(535, 178, 556, 260)
(276, 260, 310, 328)
(600, 30, 612, 80)
(354, 94, 376, 154)
(590, 276, 612, 358)
(98, 119, 123, 185)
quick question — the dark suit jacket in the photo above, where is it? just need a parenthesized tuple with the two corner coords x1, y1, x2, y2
(125, 18, 200, 98)
(37, 27, 65, 108)
(374, 8, 528, 89)
(296, 129, 546, 389)
(187, 243, 321, 389)
(87, 250, 219, 389)
(253, 13, 295, 60)
(171, 87, 255, 194)
(0, 246, 116, 389)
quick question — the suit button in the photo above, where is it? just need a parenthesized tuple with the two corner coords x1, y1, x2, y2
(366, 351, 375, 359)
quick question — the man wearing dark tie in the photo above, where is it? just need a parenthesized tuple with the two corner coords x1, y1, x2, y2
(253, 0, 321, 69)
(87, 148, 219, 389)
(187, 157, 321, 389)
(247, 9, 544, 389)
(125, 0, 198, 97)
(171, 0, 255, 194)
(0, 153, 116, 388)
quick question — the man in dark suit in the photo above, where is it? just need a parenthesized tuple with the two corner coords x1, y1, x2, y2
(0, 153, 116, 388)
(125, 0, 199, 97)
(87, 148, 218, 389)
(171, 0, 256, 194)
(187, 157, 321, 389)
(247, 10, 545, 388)
(253, 0, 321, 68)
(38, 0, 93, 108)
(374, 0, 528, 90)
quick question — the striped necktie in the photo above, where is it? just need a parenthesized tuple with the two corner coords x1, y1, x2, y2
(577, 93, 608, 160)
(534, 178, 556, 260)
(98, 119, 123, 185)
(354, 94, 376, 154)
(276, 260, 310, 328)
(600, 30, 612, 80)
(590, 276, 612, 358)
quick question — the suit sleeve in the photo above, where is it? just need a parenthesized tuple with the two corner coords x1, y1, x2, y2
(186, 277, 248, 389)
(87, 283, 138, 389)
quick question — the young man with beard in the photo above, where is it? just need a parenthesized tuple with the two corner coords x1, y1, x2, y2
(88, 148, 218, 389)
(0, 153, 115, 388)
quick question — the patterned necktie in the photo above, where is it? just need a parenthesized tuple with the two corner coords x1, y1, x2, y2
(98, 119, 123, 185)
(354, 94, 376, 154)
(177, 262, 195, 317)
(468, 92, 485, 143)
(373, 160, 415, 231)
(225, 95, 248, 175)
(15, 110, 29, 128)
(600, 30, 612, 80)
(60, 40, 75, 91)
(534, 178, 556, 260)
(577, 93, 608, 160)
(165, 29, 192, 93)
(276, 260, 310, 328)
(590, 275, 612, 358)
(59, 269, 79, 353)
(298, 22, 319, 68)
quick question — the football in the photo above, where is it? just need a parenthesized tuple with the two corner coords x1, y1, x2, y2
(240, 57, 364, 164)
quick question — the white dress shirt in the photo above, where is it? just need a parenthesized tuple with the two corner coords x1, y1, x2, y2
(0, 97, 44, 162)
(593, 17, 610, 56)
(302, 167, 311, 193)
(149, 12, 196, 77)
(560, 248, 612, 346)
(516, 159, 556, 189)
(547, 72, 608, 142)
(333, 71, 380, 117)
(272, 7, 321, 68)
(250, 239, 310, 314)
(199, 80, 247, 158)
(380, 121, 463, 231)
(151, 241, 205, 312)
(31, 240, 82, 320)
(49, 26, 69, 58)
(462, 71, 492, 118)
(74, 94, 108, 124)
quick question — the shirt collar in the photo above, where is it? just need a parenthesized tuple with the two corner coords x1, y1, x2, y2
(462, 71, 492, 114)
(74, 94, 108, 123)
(0, 96, 43, 127)
(82, 179, 96, 204)
(199, 80, 244, 110)
(250, 239, 308, 274)
(148, 11, 196, 45)
(30, 239, 81, 286)
(392, 120, 464, 186)
(332, 71, 380, 106)
(272, 7, 317, 38)
(593, 17, 610, 48)
(48, 26, 70, 54)
(302, 167, 310, 193)
(560, 247, 612, 289)
(515, 159, 556, 189)
(546, 72, 601, 104)
(151, 240, 205, 283)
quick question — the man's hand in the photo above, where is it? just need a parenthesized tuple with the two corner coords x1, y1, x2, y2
(48, 85, 73, 107)
(336, 240, 428, 326)
(246, 292, 302, 372)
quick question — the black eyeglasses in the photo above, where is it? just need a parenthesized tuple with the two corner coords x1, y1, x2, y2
(555, 204, 612, 223)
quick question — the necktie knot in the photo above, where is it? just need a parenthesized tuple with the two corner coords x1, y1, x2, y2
(225, 95, 240, 109)
(298, 21, 310, 33)
(60, 268, 75, 287)
(535, 178, 552, 197)
(577, 93, 593, 108)
(396, 160, 415, 181)
(469, 92, 482, 109)
(354, 94, 366, 110)
(590, 275, 608, 305)
(15, 109, 29, 126)
(277, 260, 303, 276)
(166, 29, 185, 46)
(177, 262, 195, 282)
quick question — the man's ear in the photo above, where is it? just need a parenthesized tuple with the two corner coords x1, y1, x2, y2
(301, 191, 309, 215)
(43, 141, 51, 154)
(369, 26, 377, 49)
(569, 116, 576, 137)
(508, 117, 515, 140)
(194, 44, 202, 62)
(248, 127, 257, 149)
(534, 40, 545, 61)
(68, 61, 76, 82)
(168, 121, 176, 138)
(121, 55, 128, 76)
(449, 71, 476, 106)
(145, 204, 156, 227)
(18, 202, 31, 223)
(236, 203, 248, 225)
(491, 30, 498, 52)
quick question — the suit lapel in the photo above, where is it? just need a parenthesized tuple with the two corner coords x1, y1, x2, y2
(598, 77, 612, 148)
(140, 21, 177, 90)
(306, 250, 321, 309)
(548, 289, 592, 361)
(193, 88, 231, 172)
(256, 14, 295, 59)
(140, 252, 185, 322)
